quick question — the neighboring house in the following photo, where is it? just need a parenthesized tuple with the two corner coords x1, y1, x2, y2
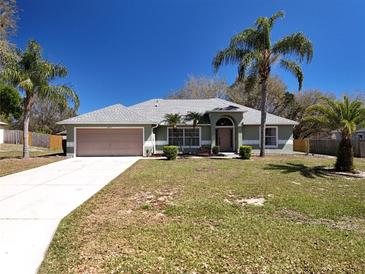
(356, 129, 365, 140)
(330, 129, 365, 141)
(58, 98, 298, 157)
(0, 121, 7, 144)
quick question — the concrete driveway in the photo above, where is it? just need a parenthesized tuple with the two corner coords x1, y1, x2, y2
(0, 156, 140, 274)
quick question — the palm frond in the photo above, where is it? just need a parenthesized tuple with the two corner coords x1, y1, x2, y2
(2, 67, 23, 86)
(272, 32, 313, 63)
(280, 59, 303, 91)
(237, 51, 261, 81)
(19, 78, 33, 92)
(163, 113, 183, 128)
(303, 96, 365, 137)
(301, 116, 332, 131)
(40, 85, 79, 110)
(212, 47, 248, 73)
(184, 111, 203, 127)
(229, 28, 262, 50)
(268, 11, 285, 27)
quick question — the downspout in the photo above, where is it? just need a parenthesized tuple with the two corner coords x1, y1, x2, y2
(152, 123, 159, 154)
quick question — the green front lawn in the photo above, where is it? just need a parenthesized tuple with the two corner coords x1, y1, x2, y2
(40, 156, 365, 273)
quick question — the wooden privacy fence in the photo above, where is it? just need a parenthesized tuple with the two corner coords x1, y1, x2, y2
(293, 139, 309, 153)
(309, 139, 338, 156)
(294, 139, 365, 158)
(4, 130, 63, 150)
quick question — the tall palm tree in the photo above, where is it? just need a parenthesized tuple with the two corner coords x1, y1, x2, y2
(213, 11, 313, 157)
(3, 40, 79, 158)
(304, 96, 365, 171)
(164, 113, 183, 149)
(184, 111, 203, 147)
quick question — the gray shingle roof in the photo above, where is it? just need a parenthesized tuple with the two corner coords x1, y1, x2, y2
(128, 98, 298, 125)
(58, 99, 298, 126)
(57, 104, 156, 125)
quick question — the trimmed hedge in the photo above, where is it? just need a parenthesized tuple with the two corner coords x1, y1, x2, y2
(163, 146, 178, 160)
(212, 146, 220, 155)
(239, 146, 252, 159)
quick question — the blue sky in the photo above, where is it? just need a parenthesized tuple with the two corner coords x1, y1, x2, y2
(14, 0, 365, 113)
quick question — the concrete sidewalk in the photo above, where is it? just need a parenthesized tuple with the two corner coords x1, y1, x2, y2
(0, 156, 139, 274)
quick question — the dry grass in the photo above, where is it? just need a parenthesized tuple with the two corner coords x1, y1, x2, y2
(0, 144, 64, 176)
(40, 155, 365, 273)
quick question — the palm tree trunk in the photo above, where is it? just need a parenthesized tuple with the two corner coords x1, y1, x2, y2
(23, 97, 32, 159)
(335, 136, 354, 172)
(260, 77, 268, 157)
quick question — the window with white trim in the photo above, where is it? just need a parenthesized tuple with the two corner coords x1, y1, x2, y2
(168, 128, 184, 146)
(265, 127, 277, 147)
(168, 128, 200, 147)
(185, 128, 200, 146)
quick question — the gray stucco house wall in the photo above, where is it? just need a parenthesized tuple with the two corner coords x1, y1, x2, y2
(242, 125, 294, 153)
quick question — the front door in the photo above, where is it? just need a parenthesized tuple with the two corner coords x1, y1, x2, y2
(216, 128, 233, 152)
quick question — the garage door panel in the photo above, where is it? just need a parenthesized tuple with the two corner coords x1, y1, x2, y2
(76, 128, 143, 156)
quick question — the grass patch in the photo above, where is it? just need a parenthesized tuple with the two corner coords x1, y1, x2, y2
(0, 144, 64, 176)
(40, 156, 365, 273)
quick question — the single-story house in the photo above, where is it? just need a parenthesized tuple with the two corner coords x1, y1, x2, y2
(330, 128, 365, 141)
(58, 98, 298, 157)
(0, 121, 7, 144)
(355, 129, 365, 140)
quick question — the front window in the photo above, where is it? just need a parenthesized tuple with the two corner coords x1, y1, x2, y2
(168, 128, 184, 146)
(168, 128, 200, 147)
(265, 127, 277, 147)
(185, 128, 200, 146)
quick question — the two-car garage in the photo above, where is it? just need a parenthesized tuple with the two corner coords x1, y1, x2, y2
(75, 128, 144, 156)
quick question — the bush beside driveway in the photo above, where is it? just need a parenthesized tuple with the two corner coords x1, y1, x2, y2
(40, 156, 365, 273)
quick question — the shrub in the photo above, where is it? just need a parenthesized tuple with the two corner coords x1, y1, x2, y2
(212, 146, 220, 155)
(239, 146, 252, 159)
(163, 146, 178, 160)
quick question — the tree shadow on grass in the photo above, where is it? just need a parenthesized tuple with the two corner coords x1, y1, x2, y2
(264, 163, 332, 179)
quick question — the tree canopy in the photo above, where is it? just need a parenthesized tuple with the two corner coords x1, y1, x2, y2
(0, 0, 18, 70)
(2, 39, 79, 158)
(167, 76, 228, 99)
(0, 80, 22, 121)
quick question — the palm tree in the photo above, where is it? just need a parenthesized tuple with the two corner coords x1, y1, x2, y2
(184, 111, 203, 128)
(304, 96, 365, 171)
(3, 40, 79, 158)
(164, 113, 183, 150)
(212, 11, 313, 157)
(184, 111, 203, 147)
